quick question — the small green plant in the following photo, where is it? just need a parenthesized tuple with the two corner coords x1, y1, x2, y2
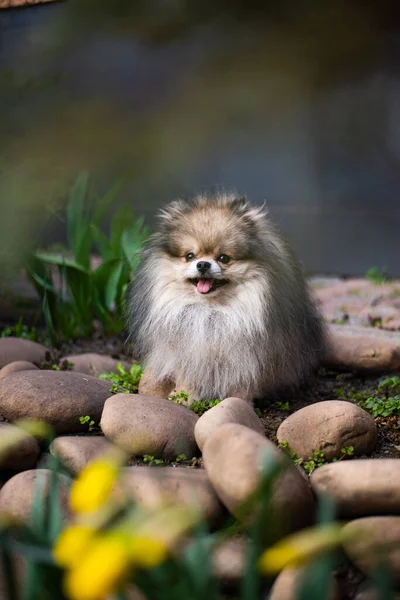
(378, 376, 400, 394)
(190, 399, 222, 416)
(365, 266, 390, 285)
(27, 172, 150, 343)
(275, 400, 291, 412)
(353, 377, 400, 418)
(0, 316, 38, 341)
(254, 407, 262, 418)
(143, 455, 165, 466)
(167, 390, 222, 416)
(174, 454, 187, 463)
(298, 449, 327, 475)
(278, 442, 355, 474)
(167, 390, 189, 404)
(79, 415, 97, 432)
(99, 363, 143, 394)
(332, 446, 354, 462)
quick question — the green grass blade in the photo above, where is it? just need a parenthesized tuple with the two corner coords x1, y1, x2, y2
(34, 253, 88, 272)
(90, 224, 114, 260)
(0, 541, 18, 600)
(105, 260, 124, 310)
(92, 176, 130, 227)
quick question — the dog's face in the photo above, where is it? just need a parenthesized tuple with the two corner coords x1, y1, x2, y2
(153, 196, 268, 300)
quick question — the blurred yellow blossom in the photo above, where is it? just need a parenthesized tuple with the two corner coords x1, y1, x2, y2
(129, 535, 169, 568)
(53, 525, 95, 568)
(257, 523, 345, 575)
(69, 459, 119, 514)
(64, 534, 130, 600)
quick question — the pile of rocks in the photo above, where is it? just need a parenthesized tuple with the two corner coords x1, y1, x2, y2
(1, 328, 400, 599)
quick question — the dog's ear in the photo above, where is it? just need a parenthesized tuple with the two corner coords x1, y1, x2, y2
(229, 196, 268, 222)
(158, 199, 189, 226)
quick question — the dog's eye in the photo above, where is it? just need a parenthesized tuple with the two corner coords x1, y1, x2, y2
(185, 252, 195, 262)
(217, 254, 231, 264)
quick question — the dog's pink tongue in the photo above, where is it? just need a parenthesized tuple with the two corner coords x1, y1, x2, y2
(197, 279, 213, 294)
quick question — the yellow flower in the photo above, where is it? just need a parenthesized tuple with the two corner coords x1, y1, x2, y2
(69, 460, 118, 514)
(53, 526, 95, 568)
(129, 536, 169, 569)
(257, 523, 344, 575)
(64, 535, 130, 600)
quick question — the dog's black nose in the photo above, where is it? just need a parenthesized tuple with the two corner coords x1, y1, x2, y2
(197, 261, 211, 274)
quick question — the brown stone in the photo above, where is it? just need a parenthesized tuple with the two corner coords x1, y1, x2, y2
(0, 361, 38, 380)
(323, 325, 400, 371)
(311, 459, 400, 517)
(195, 397, 265, 451)
(202, 423, 315, 538)
(0, 338, 48, 368)
(277, 400, 377, 461)
(64, 353, 132, 377)
(120, 466, 224, 524)
(50, 435, 114, 474)
(0, 370, 112, 434)
(0, 423, 40, 471)
(343, 517, 400, 581)
(0, 469, 71, 524)
(267, 566, 340, 600)
(100, 394, 199, 460)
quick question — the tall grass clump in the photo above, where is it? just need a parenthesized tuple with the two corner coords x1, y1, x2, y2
(27, 172, 149, 344)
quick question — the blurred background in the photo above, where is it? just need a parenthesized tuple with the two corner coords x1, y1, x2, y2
(1, 0, 400, 280)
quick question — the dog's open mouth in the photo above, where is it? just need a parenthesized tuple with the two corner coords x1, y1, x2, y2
(189, 278, 229, 294)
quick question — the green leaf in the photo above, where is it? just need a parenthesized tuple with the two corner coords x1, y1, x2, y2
(34, 253, 88, 273)
(90, 224, 114, 260)
(93, 176, 130, 227)
(105, 260, 124, 310)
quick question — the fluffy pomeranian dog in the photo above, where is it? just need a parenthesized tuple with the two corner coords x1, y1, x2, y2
(127, 193, 325, 403)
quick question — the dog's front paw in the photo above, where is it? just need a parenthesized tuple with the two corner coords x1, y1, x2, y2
(138, 367, 175, 399)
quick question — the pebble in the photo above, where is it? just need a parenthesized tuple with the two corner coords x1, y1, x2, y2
(0, 370, 112, 434)
(0, 422, 40, 472)
(343, 516, 400, 581)
(64, 353, 132, 377)
(0, 469, 71, 524)
(0, 360, 38, 380)
(50, 435, 114, 474)
(100, 394, 199, 460)
(267, 566, 340, 600)
(119, 466, 224, 524)
(202, 423, 315, 538)
(277, 400, 377, 461)
(311, 459, 400, 517)
(195, 397, 265, 451)
(323, 325, 400, 371)
(0, 337, 48, 368)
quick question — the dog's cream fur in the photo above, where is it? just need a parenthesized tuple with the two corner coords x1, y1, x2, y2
(127, 194, 325, 403)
